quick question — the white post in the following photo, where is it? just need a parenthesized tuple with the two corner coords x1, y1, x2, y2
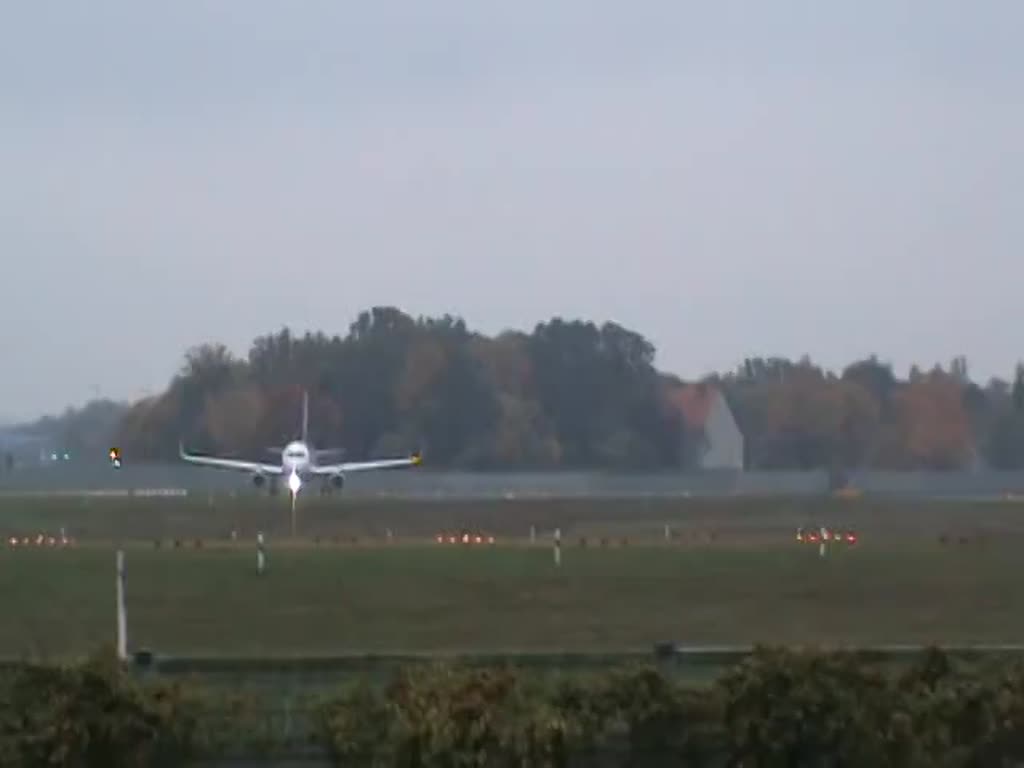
(116, 550, 127, 661)
(257, 532, 266, 575)
(664, 524, 671, 542)
(553, 527, 561, 566)
(530, 525, 536, 545)
(819, 526, 827, 558)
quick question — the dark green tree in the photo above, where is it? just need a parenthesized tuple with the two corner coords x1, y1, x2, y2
(1013, 363, 1024, 412)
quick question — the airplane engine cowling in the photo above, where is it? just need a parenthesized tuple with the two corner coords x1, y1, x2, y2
(330, 473, 345, 490)
(252, 473, 266, 488)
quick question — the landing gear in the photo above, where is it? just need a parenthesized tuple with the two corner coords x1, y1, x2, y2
(319, 474, 344, 496)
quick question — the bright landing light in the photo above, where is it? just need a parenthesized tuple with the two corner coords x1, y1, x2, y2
(288, 472, 301, 494)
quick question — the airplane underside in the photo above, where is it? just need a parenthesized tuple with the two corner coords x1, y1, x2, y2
(250, 472, 345, 495)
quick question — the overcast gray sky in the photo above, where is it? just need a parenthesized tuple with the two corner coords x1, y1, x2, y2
(2, 1, 1021, 422)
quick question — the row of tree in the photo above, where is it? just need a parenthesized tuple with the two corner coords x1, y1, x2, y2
(718, 354, 1024, 471)
(19, 307, 1024, 470)
(115, 307, 686, 469)
(6, 647, 1024, 765)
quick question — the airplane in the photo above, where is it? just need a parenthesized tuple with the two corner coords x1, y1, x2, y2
(178, 390, 421, 497)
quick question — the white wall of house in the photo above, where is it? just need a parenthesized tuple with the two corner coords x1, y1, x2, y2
(697, 393, 744, 470)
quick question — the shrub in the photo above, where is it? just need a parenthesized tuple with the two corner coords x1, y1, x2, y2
(0, 648, 201, 767)
(11, 647, 1024, 766)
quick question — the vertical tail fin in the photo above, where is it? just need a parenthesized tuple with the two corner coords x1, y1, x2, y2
(301, 390, 309, 444)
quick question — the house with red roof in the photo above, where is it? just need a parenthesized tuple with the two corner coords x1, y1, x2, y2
(665, 381, 745, 470)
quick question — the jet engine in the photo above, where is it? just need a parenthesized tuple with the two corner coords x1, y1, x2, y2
(254, 473, 279, 495)
(330, 473, 345, 490)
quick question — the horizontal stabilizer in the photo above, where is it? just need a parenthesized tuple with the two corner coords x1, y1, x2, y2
(314, 448, 345, 460)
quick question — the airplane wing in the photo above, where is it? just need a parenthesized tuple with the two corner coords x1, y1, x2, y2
(179, 442, 284, 475)
(310, 452, 422, 475)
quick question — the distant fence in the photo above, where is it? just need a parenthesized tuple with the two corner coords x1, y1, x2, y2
(0, 487, 189, 498)
(5, 463, 1024, 499)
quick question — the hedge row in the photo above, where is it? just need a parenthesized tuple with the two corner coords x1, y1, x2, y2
(5, 647, 1024, 766)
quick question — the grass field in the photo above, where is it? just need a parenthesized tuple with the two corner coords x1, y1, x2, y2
(3, 493, 1024, 659)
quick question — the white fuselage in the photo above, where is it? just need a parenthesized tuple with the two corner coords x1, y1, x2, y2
(281, 441, 312, 476)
